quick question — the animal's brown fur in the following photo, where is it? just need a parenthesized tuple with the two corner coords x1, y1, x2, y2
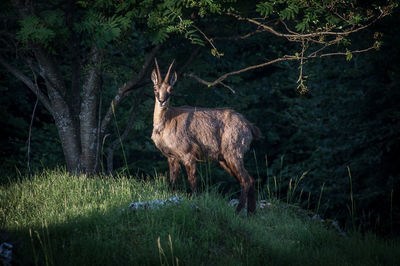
(151, 60, 261, 213)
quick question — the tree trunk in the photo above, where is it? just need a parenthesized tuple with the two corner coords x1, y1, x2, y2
(3, 0, 161, 175)
(53, 111, 82, 173)
(80, 47, 103, 174)
(34, 47, 83, 173)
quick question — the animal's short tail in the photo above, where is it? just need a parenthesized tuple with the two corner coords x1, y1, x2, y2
(250, 124, 262, 140)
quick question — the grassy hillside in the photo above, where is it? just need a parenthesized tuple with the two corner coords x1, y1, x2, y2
(1, 169, 399, 265)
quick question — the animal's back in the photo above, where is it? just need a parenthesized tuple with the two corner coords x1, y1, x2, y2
(161, 106, 255, 161)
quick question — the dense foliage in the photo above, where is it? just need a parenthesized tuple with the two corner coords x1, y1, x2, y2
(1, 0, 399, 234)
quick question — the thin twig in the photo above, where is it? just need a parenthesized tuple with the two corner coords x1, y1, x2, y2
(94, 78, 103, 173)
(191, 24, 222, 57)
(278, 19, 329, 44)
(186, 55, 296, 88)
(308, 42, 334, 58)
(297, 39, 307, 94)
(27, 65, 40, 176)
(220, 82, 236, 93)
(310, 45, 377, 58)
(0, 56, 54, 115)
(214, 28, 268, 41)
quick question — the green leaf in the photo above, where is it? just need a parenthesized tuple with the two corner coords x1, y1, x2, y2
(211, 48, 216, 56)
(295, 22, 306, 32)
(151, 29, 169, 44)
(346, 50, 353, 61)
(256, 2, 274, 16)
(16, 15, 56, 46)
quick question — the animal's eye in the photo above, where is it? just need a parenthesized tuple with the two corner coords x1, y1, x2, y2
(154, 86, 157, 92)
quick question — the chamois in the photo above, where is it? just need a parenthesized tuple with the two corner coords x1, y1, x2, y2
(151, 59, 261, 213)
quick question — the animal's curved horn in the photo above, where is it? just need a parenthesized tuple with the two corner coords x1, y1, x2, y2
(164, 59, 175, 83)
(154, 58, 162, 83)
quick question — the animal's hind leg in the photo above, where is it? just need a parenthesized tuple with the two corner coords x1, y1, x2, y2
(246, 171, 256, 213)
(184, 158, 197, 193)
(219, 160, 235, 177)
(168, 157, 180, 185)
(220, 159, 253, 212)
(224, 158, 253, 213)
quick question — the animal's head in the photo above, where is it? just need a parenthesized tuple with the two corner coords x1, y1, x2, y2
(151, 59, 177, 109)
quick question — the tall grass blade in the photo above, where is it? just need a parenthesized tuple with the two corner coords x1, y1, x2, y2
(168, 234, 179, 266)
(253, 150, 261, 200)
(43, 220, 54, 266)
(112, 102, 130, 176)
(157, 236, 168, 266)
(286, 178, 292, 204)
(390, 188, 393, 236)
(29, 229, 38, 266)
(278, 155, 284, 199)
(316, 182, 325, 214)
(347, 166, 356, 231)
(265, 154, 271, 199)
(298, 188, 304, 203)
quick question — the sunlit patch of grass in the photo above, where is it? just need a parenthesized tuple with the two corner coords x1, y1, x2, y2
(1, 169, 399, 265)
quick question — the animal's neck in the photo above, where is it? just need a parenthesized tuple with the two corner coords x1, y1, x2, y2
(153, 101, 168, 132)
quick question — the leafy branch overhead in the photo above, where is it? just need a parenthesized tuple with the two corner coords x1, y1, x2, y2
(167, 0, 398, 93)
(0, 0, 398, 175)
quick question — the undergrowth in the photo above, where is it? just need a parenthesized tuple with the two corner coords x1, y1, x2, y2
(0, 169, 399, 265)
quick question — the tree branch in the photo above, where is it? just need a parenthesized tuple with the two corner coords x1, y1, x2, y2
(11, 0, 68, 101)
(307, 45, 378, 59)
(191, 24, 222, 57)
(227, 11, 388, 41)
(34, 47, 68, 98)
(186, 5, 388, 91)
(100, 43, 162, 135)
(187, 44, 378, 90)
(296, 38, 308, 94)
(214, 28, 269, 41)
(0, 55, 53, 114)
(186, 55, 297, 88)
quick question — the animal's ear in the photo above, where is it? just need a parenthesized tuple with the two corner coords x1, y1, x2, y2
(151, 69, 158, 86)
(169, 71, 177, 87)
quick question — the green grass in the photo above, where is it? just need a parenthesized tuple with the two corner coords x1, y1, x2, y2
(1, 169, 399, 265)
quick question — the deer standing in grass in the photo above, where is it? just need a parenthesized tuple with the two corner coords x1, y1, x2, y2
(151, 59, 261, 213)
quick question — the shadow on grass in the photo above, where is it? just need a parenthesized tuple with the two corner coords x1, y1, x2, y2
(1, 171, 400, 266)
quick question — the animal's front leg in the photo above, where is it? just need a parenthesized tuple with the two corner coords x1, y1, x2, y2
(168, 157, 180, 185)
(184, 158, 197, 193)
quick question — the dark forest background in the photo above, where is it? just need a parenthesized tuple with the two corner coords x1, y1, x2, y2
(1, 0, 399, 235)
